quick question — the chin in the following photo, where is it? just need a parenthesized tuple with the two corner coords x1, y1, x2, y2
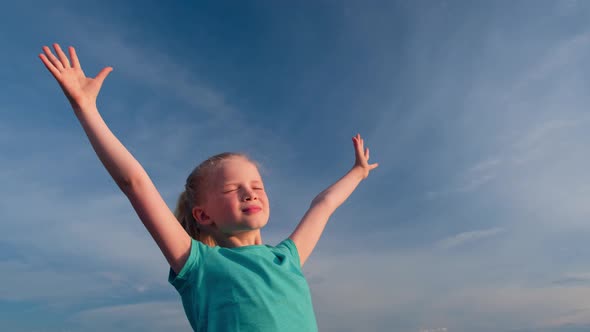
(235, 217, 268, 232)
(252, 219, 269, 229)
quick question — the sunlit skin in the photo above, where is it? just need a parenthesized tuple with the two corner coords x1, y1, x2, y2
(39, 42, 378, 271)
(192, 157, 270, 248)
(39, 44, 112, 112)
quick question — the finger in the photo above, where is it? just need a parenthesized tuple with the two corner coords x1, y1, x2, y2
(365, 147, 370, 160)
(369, 163, 379, 170)
(352, 136, 363, 155)
(53, 43, 71, 68)
(69, 46, 81, 69)
(95, 66, 113, 85)
(352, 135, 360, 148)
(39, 54, 61, 79)
(42, 45, 64, 70)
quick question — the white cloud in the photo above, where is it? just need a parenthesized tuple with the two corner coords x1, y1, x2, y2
(539, 308, 590, 329)
(512, 120, 580, 152)
(437, 228, 505, 249)
(553, 272, 590, 285)
(563, 272, 590, 281)
(0, 261, 123, 303)
(70, 301, 190, 332)
(49, 9, 234, 118)
(7, 4, 590, 332)
(428, 285, 590, 331)
(505, 31, 590, 101)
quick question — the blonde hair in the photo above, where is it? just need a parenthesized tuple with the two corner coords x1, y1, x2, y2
(174, 152, 252, 247)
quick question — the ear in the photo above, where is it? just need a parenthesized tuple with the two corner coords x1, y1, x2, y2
(192, 206, 213, 226)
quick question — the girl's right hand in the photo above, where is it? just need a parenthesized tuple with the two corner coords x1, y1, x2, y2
(39, 43, 113, 111)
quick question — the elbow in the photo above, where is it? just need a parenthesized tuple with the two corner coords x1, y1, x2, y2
(115, 177, 135, 195)
(310, 194, 337, 210)
(116, 174, 148, 196)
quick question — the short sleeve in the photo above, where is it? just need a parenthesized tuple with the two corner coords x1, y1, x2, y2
(275, 238, 301, 268)
(168, 239, 206, 292)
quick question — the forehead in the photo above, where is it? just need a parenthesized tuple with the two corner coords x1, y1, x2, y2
(211, 157, 262, 183)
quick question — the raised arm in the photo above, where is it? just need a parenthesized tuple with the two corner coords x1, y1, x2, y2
(39, 44, 191, 273)
(289, 134, 378, 266)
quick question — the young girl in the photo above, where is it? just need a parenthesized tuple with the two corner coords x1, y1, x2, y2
(39, 43, 378, 331)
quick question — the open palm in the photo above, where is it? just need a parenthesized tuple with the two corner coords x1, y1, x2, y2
(352, 133, 378, 179)
(39, 43, 112, 110)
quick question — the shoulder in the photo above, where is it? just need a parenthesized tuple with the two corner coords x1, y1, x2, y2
(273, 238, 302, 267)
(168, 239, 213, 290)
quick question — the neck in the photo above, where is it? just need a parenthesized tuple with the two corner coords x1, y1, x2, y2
(215, 230, 263, 248)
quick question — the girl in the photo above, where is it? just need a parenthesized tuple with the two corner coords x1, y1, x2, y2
(39, 43, 378, 331)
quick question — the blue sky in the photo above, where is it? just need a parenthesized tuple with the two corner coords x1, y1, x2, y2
(2, 0, 590, 331)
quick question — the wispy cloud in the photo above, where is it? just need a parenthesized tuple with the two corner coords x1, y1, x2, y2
(437, 228, 505, 249)
(69, 301, 190, 331)
(429, 285, 590, 331)
(538, 308, 590, 329)
(427, 157, 502, 199)
(5, 2, 590, 331)
(49, 8, 234, 118)
(506, 31, 590, 99)
(553, 272, 590, 286)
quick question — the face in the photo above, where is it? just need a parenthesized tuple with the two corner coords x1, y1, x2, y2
(196, 157, 269, 234)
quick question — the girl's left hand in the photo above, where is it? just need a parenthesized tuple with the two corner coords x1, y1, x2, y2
(352, 133, 378, 179)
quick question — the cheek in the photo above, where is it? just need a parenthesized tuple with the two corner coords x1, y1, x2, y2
(223, 196, 239, 208)
(260, 192, 269, 206)
(210, 195, 236, 212)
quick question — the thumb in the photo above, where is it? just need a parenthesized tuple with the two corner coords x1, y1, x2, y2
(95, 66, 113, 85)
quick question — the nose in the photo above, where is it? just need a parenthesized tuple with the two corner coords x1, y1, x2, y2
(242, 188, 258, 201)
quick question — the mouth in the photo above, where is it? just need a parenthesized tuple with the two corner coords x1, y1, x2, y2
(242, 206, 262, 214)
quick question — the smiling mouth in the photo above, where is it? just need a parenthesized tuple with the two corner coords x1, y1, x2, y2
(242, 206, 262, 214)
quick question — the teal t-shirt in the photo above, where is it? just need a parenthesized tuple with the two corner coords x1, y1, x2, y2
(168, 238, 318, 332)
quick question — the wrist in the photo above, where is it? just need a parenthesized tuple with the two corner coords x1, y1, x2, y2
(350, 165, 368, 180)
(72, 100, 98, 115)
